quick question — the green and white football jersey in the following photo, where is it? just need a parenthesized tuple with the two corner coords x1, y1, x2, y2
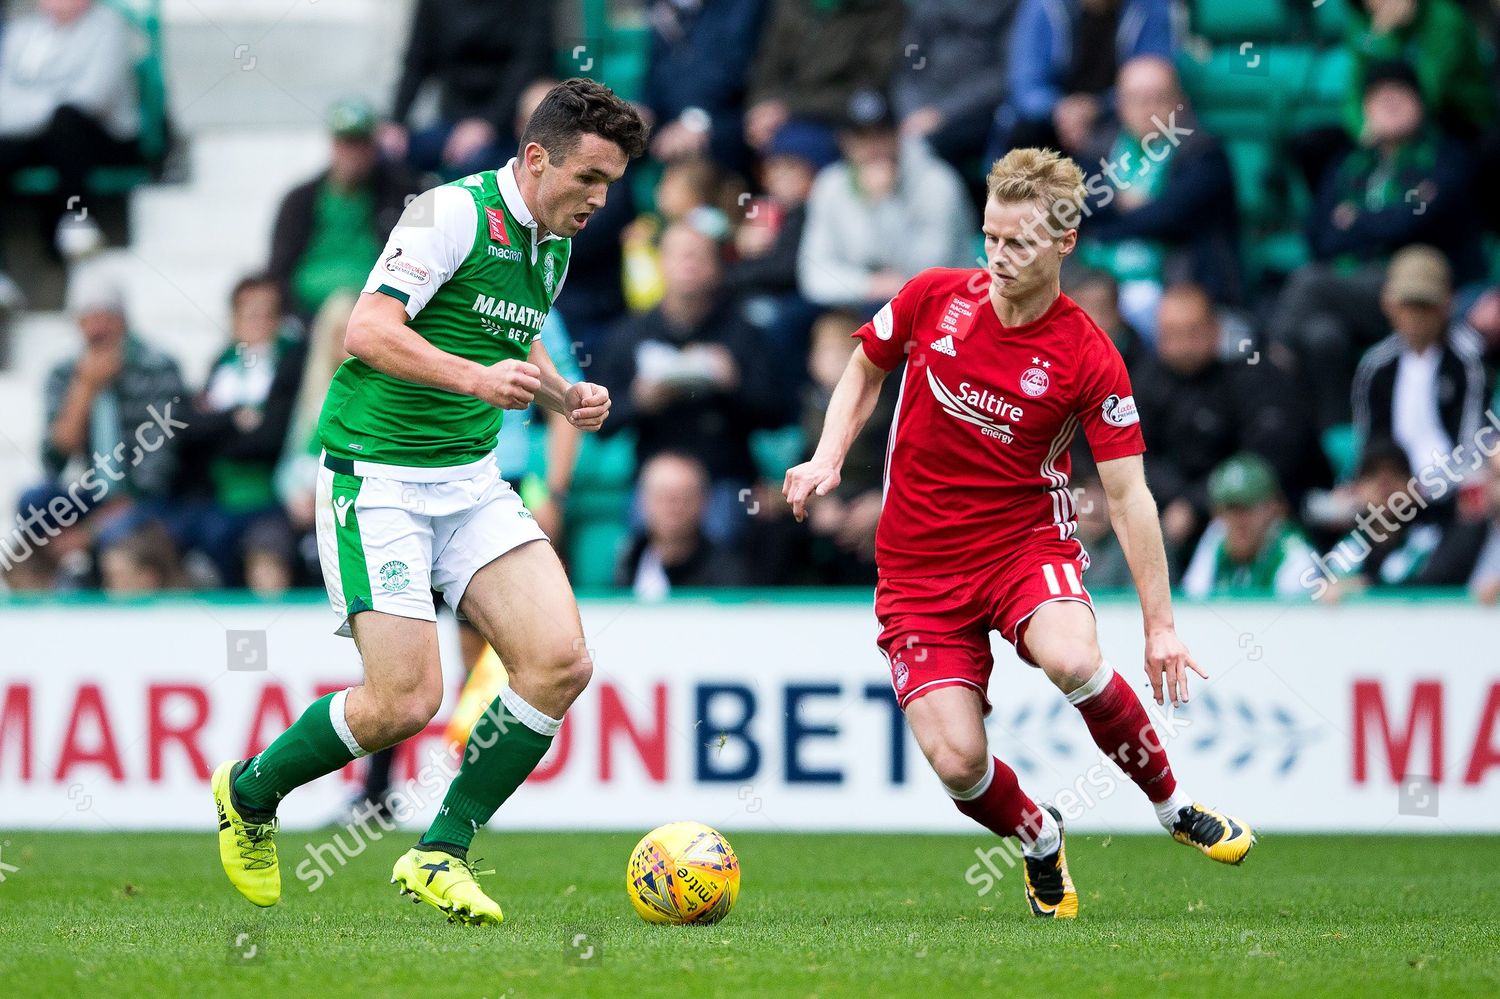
(317, 160, 571, 476)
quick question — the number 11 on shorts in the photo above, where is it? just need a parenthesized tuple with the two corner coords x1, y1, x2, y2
(1041, 563, 1083, 596)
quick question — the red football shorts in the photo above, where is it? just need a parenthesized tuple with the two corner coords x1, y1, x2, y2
(875, 537, 1093, 713)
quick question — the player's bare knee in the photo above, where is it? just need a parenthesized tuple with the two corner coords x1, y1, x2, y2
(554, 643, 593, 703)
(1038, 645, 1102, 693)
(927, 741, 988, 792)
(370, 677, 442, 742)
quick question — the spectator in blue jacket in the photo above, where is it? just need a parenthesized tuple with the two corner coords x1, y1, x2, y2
(989, 0, 1172, 159)
(644, 0, 767, 172)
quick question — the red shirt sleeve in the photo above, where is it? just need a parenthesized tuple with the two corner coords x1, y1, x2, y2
(851, 274, 929, 371)
(1075, 326, 1146, 463)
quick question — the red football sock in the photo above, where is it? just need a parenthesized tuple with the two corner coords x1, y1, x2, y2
(951, 756, 1047, 842)
(1068, 663, 1177, 803)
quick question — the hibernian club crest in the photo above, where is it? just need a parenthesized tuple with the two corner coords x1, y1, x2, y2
(378, 560, 410, 592)
(543, 253, 557, 297)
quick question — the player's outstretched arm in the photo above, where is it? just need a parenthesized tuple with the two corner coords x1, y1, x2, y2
(783, 345, 889, 521)
(527, 337, 611, 432)
(1097, 454, 1208, 707)
(346, 292, 541, 410)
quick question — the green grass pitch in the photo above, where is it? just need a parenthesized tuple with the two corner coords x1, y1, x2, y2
(1, 830, 1496, 997)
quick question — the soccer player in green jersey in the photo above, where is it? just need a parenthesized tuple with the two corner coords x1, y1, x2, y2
(211, 79, 647, 925)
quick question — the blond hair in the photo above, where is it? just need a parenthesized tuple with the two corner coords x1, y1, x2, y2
(986, 147, 1086, 219)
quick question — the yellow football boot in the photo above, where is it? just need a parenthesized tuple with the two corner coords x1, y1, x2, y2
(211, 760, 280, 907)
(1022, 804, 1078, 919)
(392, 847, 503, 926)
(1171, 803, 1257, 865)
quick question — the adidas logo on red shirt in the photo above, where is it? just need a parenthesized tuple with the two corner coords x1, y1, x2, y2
(930, 334, 957, 356)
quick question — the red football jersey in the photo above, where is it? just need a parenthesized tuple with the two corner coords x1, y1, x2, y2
(853, 268, 1145, 576)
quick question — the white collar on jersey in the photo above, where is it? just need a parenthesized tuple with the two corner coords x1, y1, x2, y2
(498, 158, 565, 255)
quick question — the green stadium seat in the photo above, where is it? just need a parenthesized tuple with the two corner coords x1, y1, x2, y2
(1246, 230, 1311, 281)
(560, 0, 651, 102)
(1309, 0, 1355, 43)
(1223, 137, 1277, 227)
(568, 520, 630, 589)
(1321, 423, 1359, 483)
(1285, 48, 1353, 132)
(750, 426, 805, 482)
(1190, 0, 1295, 43)
(572, 432, 638, 491)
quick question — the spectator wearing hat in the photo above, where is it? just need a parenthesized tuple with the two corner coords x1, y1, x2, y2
(892, 0, 1022, 172)
(1272, 62, 1483, 428)
(267, 99, 424, 321)
(727, 121, 837, 303)
(1343, 0, 1494, 143)
(1076, 55, 1239, 334)
(797, 90, 974, 310)
(725, 122, 836, 378)
(378, 0, 552, 177)
(1181, 453, 1318, 599)
(990, 0, 1173, 159)
(1310, 61, 1483, 280)
(643, 0, 767, 171)
(594, 221, 789, 541)
(1351, 245, 1488, 505)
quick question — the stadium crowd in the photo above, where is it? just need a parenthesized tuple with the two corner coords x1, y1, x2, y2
(3, 0, 1500, 604)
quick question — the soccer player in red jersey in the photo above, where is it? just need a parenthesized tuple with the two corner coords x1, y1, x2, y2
(784, 148, 1254, 919)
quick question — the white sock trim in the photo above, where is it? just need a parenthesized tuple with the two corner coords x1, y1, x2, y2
(330, 688, 369, 759)
(499, 685, 563, 737)
(1021, 806, 1061, 859)
(1154, 787, 1194, 829)
(1064, 660, 1115, 706)
(948, 756, 994, 802)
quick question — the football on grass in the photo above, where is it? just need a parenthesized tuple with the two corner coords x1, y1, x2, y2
(626, 821, 740, 925)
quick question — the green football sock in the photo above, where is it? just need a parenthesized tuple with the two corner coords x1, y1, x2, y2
(233, 690, 366, 817)
(422, 689, 559, 853)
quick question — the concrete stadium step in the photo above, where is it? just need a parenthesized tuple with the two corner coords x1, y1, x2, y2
(0, 314, 67, 511)
(161, 0, 411, 130)
(131, 128, 328, 260)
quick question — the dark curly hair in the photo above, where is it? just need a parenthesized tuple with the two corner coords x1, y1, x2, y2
(520, 78, 649, 163)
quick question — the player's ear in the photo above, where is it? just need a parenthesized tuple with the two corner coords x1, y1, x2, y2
(1058, 228, 1078, 256)
(523, 141, 548, 176)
